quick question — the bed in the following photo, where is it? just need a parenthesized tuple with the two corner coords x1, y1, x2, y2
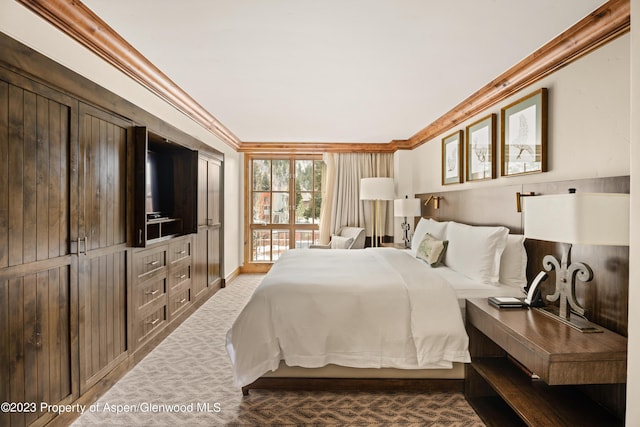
(227, 218, 527, 394)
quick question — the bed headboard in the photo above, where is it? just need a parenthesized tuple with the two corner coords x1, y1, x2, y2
(416, 175, 630, 336)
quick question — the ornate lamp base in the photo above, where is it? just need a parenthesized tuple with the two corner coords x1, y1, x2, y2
(400, 218, 410, 248)
(540, 242, 601, 332)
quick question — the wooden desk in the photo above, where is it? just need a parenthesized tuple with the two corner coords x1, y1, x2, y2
(464, 298, 627, 426)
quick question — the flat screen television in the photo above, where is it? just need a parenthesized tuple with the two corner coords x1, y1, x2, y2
(146, 150, 173, 219)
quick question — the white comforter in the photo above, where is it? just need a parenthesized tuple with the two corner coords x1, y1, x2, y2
(226, 248, 470, 387)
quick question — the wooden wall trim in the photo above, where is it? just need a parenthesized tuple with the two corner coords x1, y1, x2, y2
(239, 141, 397, 154)
(16, 0, 629, 154)
(403, 0, 630, 149)
(16, 0, 241, 151)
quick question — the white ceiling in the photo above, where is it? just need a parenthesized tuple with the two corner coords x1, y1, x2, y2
(82, 0, 606, 144)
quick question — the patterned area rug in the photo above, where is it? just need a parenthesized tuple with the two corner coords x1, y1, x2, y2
(72, 274, 485, 426)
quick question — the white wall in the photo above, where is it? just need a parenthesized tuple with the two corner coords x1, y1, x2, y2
(0, 0, 243, 277)
(399, 33, 631, 195)
(627, 0, 639, 424)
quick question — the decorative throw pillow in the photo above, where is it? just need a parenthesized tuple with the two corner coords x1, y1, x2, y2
(330, 235, 354, 249)
(415, 233, 448, 267)
(411, 218, 449, 255)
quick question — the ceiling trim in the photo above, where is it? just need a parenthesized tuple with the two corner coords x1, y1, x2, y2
(16, 0, 629, 154)
(239, 141, 399, 154)
(16, 0, 242, 151)
(404, 0, 630, 150)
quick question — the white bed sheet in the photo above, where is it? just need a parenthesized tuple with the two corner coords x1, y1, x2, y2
(430, 265, 526, 313)
(226, 248, 471, 388)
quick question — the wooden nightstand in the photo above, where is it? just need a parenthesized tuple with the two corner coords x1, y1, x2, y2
(465, 298, 627, 426)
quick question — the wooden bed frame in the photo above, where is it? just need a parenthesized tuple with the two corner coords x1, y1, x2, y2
(240, 176, 629, 406)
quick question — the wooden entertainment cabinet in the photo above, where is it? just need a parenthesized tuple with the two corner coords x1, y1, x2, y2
(0, 33, 224, 427)
(465, 298, 627, 426)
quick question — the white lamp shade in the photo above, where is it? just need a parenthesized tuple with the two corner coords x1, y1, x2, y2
(394, 198, 421, 217)
(523, 193, 629, 246)
(360, 177, 395, 200)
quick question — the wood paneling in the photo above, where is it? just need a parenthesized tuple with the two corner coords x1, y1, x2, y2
(0, 74, 76, 427)
(417, 175, 630, 336)
(0, 28, 225, 427)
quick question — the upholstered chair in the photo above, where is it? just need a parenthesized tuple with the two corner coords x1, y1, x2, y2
(310, 226, 366, 249)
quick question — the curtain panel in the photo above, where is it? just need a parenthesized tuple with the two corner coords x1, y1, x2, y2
(319, 152, 394, 244)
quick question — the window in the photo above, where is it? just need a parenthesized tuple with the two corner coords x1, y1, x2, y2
(248, 156, 323, 262)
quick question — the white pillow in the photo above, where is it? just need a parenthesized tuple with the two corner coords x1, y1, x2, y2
(444, 221, 509, 284)
(331, 235, 354, 249)
(499, 234, 528, 288)
(411, 218, 449, 255)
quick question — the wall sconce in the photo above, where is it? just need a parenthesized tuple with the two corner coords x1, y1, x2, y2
(516, 191, 535, 212)
(424, 195, 441, 210)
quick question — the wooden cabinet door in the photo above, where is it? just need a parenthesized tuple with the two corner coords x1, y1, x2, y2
(206, 159, 222, 287)
(194, 155, 223, 299)
(0, 74, 77, 426)
(77, 103, 130, 393)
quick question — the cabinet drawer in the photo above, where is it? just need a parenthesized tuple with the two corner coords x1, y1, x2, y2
(136, 276, 167, 310)
(168, 282, 191, 318)
(169, 262, 191, 289)
(168, 237, 192, 264)
(135, 300, 167, 345)
(135, 246, 167, 278)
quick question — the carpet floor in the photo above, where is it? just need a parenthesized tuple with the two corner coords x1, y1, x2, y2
(72, 274, 485, 426)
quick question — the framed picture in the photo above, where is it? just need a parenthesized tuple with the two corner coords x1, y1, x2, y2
(442, 130, 463, 185)
(501, 88, 548, 176)
(465, 114, 496, 181)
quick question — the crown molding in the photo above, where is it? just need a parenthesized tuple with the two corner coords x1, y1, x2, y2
(406, 0, 630, 149)
(16, 0, 241, 151)
(16, 0, 629, 154)
(239, 141, 398, 154)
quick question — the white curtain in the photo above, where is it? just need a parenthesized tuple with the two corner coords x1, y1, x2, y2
(319, 152, 394, 244)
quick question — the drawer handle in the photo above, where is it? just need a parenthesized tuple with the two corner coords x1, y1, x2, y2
(146, 318, 160, 326)
(177, 250, 187, 255)
(149, 260, 160, 266)
(178, 274, 187, 279)
(145, 289, 159, 296)
(178, 298, 187, 304)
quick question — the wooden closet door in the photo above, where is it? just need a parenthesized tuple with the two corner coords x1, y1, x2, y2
(194, 155, 223, 300)
(0, 75, 78, 426)
(77, 103, 130, 393)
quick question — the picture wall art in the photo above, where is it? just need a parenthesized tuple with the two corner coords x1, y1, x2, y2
(500, 88, 548, 176)
(465, 114, 496, 181)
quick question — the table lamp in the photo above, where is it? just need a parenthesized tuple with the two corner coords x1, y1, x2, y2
(523, 191, 629, 330)
(394, 196, 421, 248)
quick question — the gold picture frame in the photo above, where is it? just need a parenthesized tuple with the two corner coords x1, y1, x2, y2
(465, 114, 496, 181)
(442, 130, 463, 185)
(501, 88, 548, 176)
